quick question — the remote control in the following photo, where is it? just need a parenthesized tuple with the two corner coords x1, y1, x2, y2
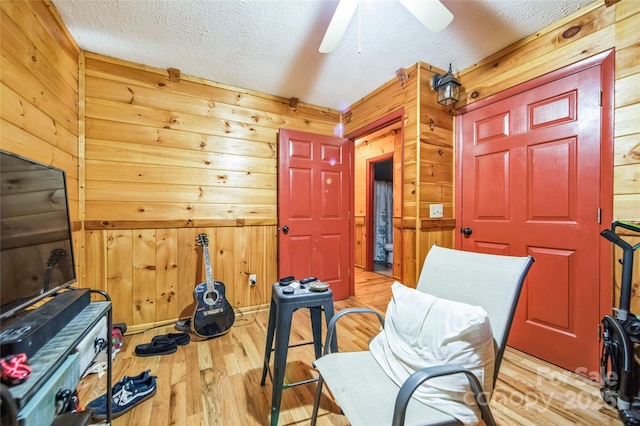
(282, 286, 294, 294)
(279, 275, 295, 286)
(299, 276, 318, 284)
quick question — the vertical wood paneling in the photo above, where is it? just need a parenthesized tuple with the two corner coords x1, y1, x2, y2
(84, 230, 106, 293)
(155, 228, 178, 321)
(132, 229, 156, 324)
(85, 225, 276, 327)
(392, 225, 403, 278)
(177, 228, 198, 319)
(107, 230, 134, 325)
(354, 218, 366, 269)
(402, 228, 416, 286)
(214, 227, 234, 297)
(232, 227, 251, 308)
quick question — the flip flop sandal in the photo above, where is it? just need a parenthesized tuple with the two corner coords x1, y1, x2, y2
(152, 332, 190, 346)
(134, 340, 177, 357)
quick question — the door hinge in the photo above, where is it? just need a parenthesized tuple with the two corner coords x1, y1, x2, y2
(597, 323, 602, 341)
(597, 208, 602, 224)
(599, 91, 603, 106)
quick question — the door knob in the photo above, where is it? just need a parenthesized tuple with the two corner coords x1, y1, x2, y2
(461, 227, 473, 236)
(281, 225, 289, 235)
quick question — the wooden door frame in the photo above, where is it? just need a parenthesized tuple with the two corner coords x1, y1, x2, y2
(366, 152, 394, 271)
(454, 49, 615, 323)
(347, 108, 405, 281)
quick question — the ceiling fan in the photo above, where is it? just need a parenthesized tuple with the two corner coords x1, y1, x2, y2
(319, 0, 454, 53)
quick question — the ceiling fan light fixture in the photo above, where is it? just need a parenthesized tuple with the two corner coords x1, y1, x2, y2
(432, 64, 461, 106)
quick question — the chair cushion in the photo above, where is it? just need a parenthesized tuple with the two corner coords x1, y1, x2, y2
(314, 351, 458, 426)
(369, 282, 495, 425)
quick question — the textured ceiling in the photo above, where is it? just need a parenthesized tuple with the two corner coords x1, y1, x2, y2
(52, 0, 596, 111)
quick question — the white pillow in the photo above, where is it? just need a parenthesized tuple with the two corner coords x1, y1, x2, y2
(369, 281, 495, 425)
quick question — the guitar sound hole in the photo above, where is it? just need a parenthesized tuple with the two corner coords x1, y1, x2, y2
(203, 291, 220, 306)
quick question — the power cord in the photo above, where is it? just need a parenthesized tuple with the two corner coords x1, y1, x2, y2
(232, 283, 262, 327)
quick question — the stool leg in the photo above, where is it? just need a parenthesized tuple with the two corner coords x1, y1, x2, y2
(309, 307, 323, 359)
(323, 302, 338, 353)
(261, 299, 277, 386)
(271, 305, 293, 426)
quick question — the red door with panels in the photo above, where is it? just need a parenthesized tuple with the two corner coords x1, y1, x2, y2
(278, 129, 353, 300)
(457, 57, 612, 374)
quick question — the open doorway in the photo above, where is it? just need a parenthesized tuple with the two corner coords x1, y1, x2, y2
(351, 109, 403, 282)
(368, 156, 393, 277)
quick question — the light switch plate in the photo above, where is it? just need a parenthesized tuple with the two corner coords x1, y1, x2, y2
(429, 204, 443, 218)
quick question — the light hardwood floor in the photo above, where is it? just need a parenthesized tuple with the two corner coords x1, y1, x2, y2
(77, 270, 621, 425)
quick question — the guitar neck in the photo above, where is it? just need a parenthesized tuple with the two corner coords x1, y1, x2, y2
(203, 245, 215, 291)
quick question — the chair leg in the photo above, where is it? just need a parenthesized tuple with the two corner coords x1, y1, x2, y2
(310, 374, 325, 426)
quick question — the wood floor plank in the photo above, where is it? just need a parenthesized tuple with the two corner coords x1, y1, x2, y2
(76, 268, 621, 425)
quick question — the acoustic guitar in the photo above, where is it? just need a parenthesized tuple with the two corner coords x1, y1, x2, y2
(191, 233, 235, 338)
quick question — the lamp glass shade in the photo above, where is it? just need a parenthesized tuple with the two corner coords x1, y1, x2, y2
(436, 79, 460, 106)
(433, 64, 461, 106)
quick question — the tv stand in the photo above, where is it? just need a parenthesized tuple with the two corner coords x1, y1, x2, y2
(5, 293, 112, 425)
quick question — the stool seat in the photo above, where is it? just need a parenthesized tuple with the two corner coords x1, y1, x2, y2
(260, 282, 336, 426)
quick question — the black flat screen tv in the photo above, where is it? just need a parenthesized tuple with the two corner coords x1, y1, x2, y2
(0, 150, 77, 323)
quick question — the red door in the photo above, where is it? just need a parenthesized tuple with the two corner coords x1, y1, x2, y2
(458, 63, 608, 373)
(278, 129, 353, 300)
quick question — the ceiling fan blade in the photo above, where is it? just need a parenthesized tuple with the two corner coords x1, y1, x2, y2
(319, 0, 360, 54)
(398, 0, 453, 33)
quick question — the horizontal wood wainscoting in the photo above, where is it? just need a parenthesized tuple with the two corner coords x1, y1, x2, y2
(84, 221, 277, 331)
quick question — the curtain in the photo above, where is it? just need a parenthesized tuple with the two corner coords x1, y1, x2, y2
(374, 181, 393, 262)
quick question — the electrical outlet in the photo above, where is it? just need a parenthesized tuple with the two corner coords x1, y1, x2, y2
(249, 274, 257, 287)
(429, 204, 443, 218)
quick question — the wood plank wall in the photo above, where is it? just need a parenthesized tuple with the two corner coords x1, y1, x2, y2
(0, 1, 84, 280)
(81, 54, 340, 328)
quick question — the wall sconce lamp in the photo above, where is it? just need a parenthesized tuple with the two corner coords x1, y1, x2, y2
(432, 64, 461, 106)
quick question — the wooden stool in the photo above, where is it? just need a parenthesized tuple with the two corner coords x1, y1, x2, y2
(260, 282, 336, 426)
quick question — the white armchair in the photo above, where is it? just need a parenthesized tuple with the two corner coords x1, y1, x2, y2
(310, 245, 534, 426)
